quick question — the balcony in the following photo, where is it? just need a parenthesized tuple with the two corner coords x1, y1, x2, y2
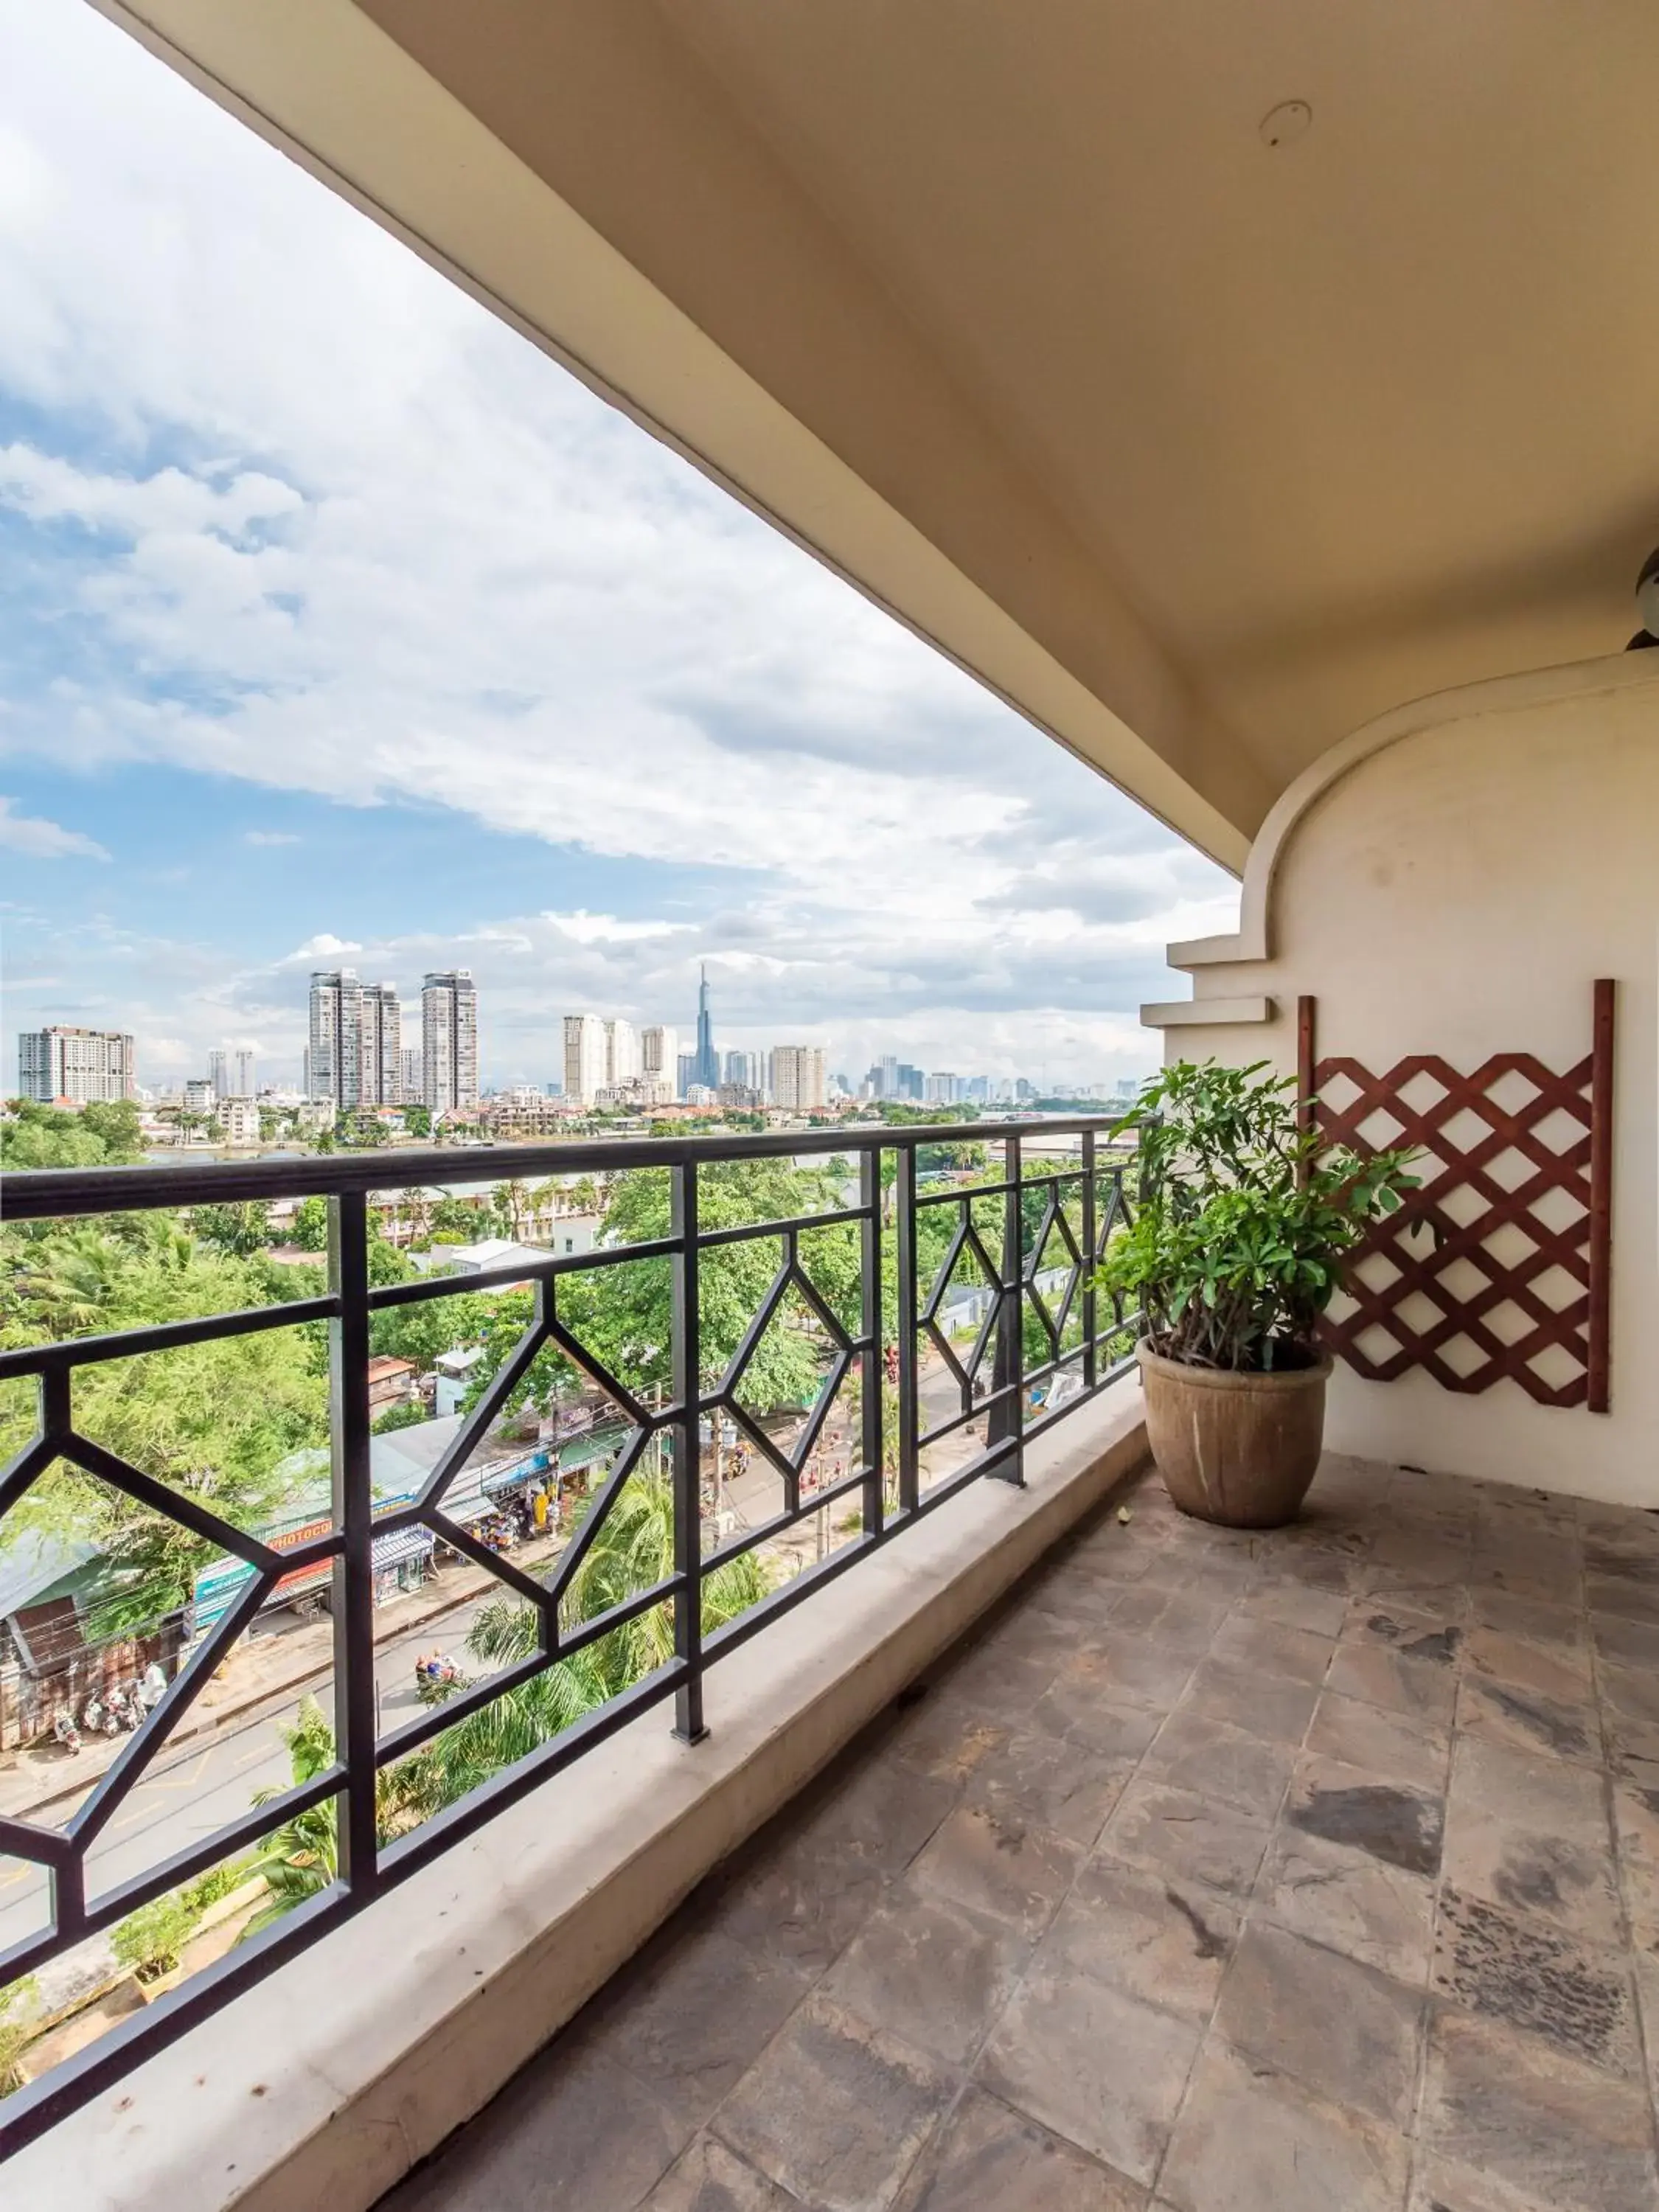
(365, 1456, 1659, 2212)
(0, 1119, 1149, 2198)
(8, 7, 1659, 2208)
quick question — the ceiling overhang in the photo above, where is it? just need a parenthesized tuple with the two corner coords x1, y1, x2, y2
(93, 1, 1659, 869)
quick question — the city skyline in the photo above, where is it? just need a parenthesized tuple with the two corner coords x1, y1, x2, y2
(15, 962, 1135, 1110)
(0, 7, 1233, 1102)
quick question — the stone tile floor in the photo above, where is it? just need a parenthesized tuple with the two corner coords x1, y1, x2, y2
(377, 1456, 1659, 2212)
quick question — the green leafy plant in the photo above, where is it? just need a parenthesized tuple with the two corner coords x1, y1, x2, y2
(111, 1890, 201, 1983)
(0, 1976, 39, 2098)
(243, 1697, 340, 1934)
(1093, 1060, 1416, 1373)
(372, 1398, 428, 1435)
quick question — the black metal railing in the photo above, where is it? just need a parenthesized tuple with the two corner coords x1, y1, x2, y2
(0, 1117, 1141, 2154)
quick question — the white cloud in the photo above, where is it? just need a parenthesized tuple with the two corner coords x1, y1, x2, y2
(243, 830, 299, 846)
(0, 794, 108, 860)
(0, 1, 1238, 1086)
(549, 912, 695, 946)
(285, 933, 361, 961)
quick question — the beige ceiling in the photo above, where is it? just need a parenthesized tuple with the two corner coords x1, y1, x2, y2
(102, 0, 1659, 860)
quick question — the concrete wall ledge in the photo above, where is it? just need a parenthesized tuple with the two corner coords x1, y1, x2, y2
(32, 1388, 1149, 2212)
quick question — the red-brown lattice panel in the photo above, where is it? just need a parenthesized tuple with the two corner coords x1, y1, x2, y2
(1302, 984, 1614, 1412)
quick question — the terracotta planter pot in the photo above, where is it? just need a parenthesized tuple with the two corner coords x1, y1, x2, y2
(1137, 1338, 1332, 1529)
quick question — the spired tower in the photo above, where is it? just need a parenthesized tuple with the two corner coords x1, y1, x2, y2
(692, 964, 719, 1091)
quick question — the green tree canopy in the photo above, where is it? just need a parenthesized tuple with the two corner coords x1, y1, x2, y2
(288, 1196, 329, 1251)
(1, 1096, 145, 1170)
(192, 1200, 273, 1258)
(0, 1215, 330, 1631)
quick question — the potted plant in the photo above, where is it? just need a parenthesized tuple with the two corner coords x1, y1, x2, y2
(1096, 1060, 1416, 1528)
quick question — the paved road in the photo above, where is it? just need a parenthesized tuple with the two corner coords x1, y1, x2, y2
(0, 1591, 507, 1965)
(1, 1352, 987, 1966)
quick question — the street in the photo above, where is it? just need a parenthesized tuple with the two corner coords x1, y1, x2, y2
(1, 1346, 992, 1978)
(0, 1588, 507, 1972)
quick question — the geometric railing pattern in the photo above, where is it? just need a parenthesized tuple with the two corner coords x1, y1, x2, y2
(0, 1116, 1138, 2157)
(1299, 982, 1615, 1412)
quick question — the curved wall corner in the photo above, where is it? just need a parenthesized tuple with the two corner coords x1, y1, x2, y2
(1143, 655, 1659, 1503)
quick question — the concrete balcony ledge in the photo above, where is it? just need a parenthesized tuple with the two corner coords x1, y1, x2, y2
(30, 1388, 1149, 2212)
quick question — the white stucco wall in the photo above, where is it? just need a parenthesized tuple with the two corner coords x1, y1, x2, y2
(1148, 655, 1659, 1505)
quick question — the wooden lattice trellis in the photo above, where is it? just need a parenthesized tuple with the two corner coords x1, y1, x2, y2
(1298, 982, 1614, 1412)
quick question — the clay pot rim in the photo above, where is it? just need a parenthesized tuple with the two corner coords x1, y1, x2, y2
(1135, 1338, 1333, 1391)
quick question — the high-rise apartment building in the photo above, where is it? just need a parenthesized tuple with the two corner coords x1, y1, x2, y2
(563, 1015, 608, 1106)
(399, 1045, 423, 1106)
(207, 1048, 228, 1100)
(604, 1018, 639, 1088)
(691, 966, 719, 1091)
(641, 1025, 678, 1091)
(18, 1026, 136, 1105)
(896, 1062, 925, 1102)
(771, 1044, 827, 1111)
(723, 1049, 761, 1091)
(422, 971, 479, 1114)
(676, 1051, 697, 1099)
(234, 1048, 256, 1096)
(363, 984, 401, 1107)
(308, 971, 403, 1109)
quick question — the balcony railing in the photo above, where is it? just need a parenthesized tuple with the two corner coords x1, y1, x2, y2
(0, 1116, 1141, 2156)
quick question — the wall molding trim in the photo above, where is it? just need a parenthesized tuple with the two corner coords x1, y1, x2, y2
(1166, 653, 1659, 975)
(1141, 995, 1274, 1030)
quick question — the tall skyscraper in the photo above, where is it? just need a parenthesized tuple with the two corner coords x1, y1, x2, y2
(641, 1025, 678, 1091)
(207, 1048, 228, 1100)
(604, 1018, 639, 1088)
(18, 1027, 136, 1104)
(563, 1015, 608, 1105)
(399, 1045, 423, 1106)
(363, 984, 401, 1109)
(771, 1045, 827, 1111)
(309, 971, 403, 1109)
(308, 970, 357, 1106)
(422, 971, 479, 1114)
(234, 1048, 257, 1096)
(723, 1049, 761, 1091)
(692, 966, 719, 1091)
(675, 1051, 697, 1099)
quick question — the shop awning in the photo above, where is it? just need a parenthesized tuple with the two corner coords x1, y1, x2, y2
(371, 1526, 437, 1571)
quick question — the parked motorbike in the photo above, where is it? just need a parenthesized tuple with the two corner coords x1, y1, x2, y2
(107, 1683, 147, 1731)
(52, 1708, 83, 1756)
(81, 1693, 125, 1737)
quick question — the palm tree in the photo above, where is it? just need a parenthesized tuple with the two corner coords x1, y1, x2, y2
(243, 1698, 340, 1933)
(493, 1178, 532, 1240)
(387, 1475, 768, 1816)
(240, 1482, 771, 1911)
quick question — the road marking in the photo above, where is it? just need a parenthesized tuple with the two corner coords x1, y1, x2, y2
(130, 1750, 212, 1797)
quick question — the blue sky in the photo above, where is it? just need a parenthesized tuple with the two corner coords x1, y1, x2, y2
(0, 2, 1234, 1093)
